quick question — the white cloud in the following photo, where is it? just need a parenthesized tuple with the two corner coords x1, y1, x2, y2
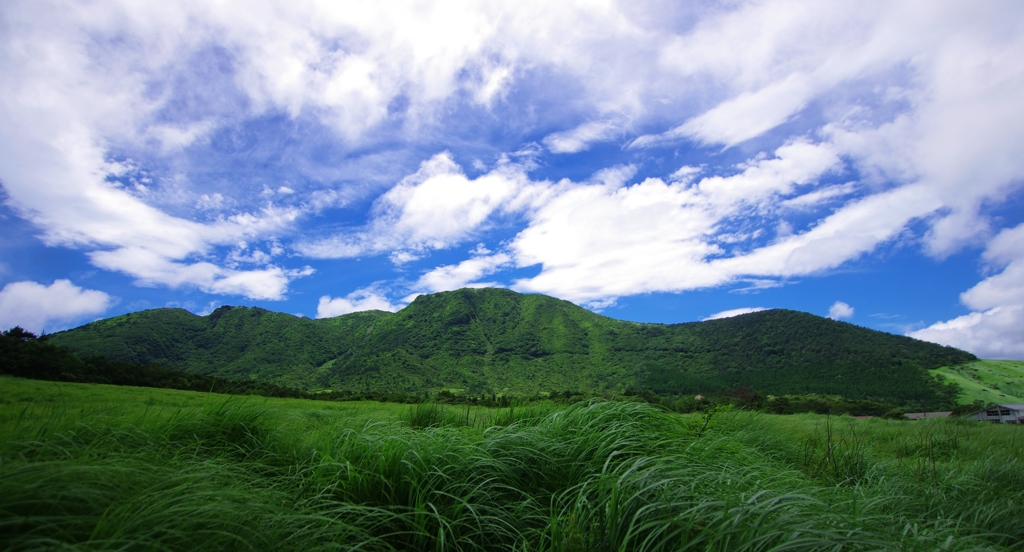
(0, 280, 113, 333)
(729, 279, 785, 293)
(414, 253, 512, 293)
(316, 286, 403, 318)
(197, 301, 221, 316)
(667, 165, 702, 184)
(958, 223, 1024, 312)
(89, 247, 312, 301)
(389, 251, 422, 265)
(377, 155, 520, 246)
(713, 183, 941, 279)
(632, 1, 1024, 297)
(909, 223, 1024, 360)
(703, 307, 766, 321)
(980, 222, 1024, 266)
(631, 72, 821, 148)
(0, 14, 309, 301)
(680, 73, 818, 147)
(827, 301, 854, 320)
(185, 0, 650, 141)
(961, 261, 1024, 312)
(510, 140, 843, 302)
(3, 0, 1024, 319)
(146, 120, 216, 152)
(543, 118, 624, 154)
(472, 65, 513, 106)
(416, 0, 1024, 312)
(635, 2, 909, 148)
(510, 176, 722, 301)
(469, 243, 492, 256)
(910, 306, 1024, 360)
(779, 183, 858, 210)
(5, 0, 592, 300)
(589, 164, 639, 188)
(297, 152, 554, 259)
(196, 193, 227, 211)
(693, 140, 840, 209)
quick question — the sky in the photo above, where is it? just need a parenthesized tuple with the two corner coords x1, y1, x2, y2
(1, 0, 1024, 359)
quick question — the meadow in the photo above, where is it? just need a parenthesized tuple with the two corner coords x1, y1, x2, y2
(930, 360, 1024, 404)
(1, 376, 1022, 551)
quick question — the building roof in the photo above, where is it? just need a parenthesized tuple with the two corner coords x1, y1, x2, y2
(904, 411, 952, 420)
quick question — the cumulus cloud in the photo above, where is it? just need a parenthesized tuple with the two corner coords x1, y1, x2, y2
(909, 223, 1024, 360)
(297, 152, 554, 259)
(958, 224, 1024, 312)
(703, 307, 767, 321)
(413, 253, 513, 293)
(0, 280, 113, 333)
(910, 306, 1024, 360)
(827, 301, 854, 320)
(316, 286, 403, 318)
(510, 140, 843, 302)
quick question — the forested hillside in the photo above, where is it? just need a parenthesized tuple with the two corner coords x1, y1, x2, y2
(0, 327, 304, 398)
(49, 288, 974, 405)
(46, 306, 388, 389)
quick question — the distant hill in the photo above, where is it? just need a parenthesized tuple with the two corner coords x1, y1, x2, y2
(48, 288, 974, 405)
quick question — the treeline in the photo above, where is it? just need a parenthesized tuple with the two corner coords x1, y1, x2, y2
(349, 386, 912, 417)
(0, 326, 964, 418)
(422, 383, 977, 418)
(1, 327, 305, 398)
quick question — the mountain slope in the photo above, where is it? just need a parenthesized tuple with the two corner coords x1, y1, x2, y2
(48, 288, 974, 404)
(930, 360, 1024, 404)
(46, 306, 389, 389)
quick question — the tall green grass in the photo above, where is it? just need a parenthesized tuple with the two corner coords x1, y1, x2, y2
(1, 378, 1022, 550)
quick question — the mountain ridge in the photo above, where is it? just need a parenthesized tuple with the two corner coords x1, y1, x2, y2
(48, 288, 974, 405)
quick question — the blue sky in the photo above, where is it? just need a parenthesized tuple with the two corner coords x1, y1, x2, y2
(2, 0, 1024, 359)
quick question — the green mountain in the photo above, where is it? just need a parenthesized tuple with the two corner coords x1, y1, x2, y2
(48, 288, 974, 404)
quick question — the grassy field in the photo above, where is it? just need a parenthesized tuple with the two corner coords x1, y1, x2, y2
(931, 359, 1024, 404)
(1, 376, 1023, 551)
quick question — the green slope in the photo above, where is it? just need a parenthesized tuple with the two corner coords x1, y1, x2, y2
(48, 288, 975, 405)
(46, 306, 389, 389)
(930, 360, 1024, 404)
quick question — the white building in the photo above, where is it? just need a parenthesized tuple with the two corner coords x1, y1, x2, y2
(969, 404, 1024, 424)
